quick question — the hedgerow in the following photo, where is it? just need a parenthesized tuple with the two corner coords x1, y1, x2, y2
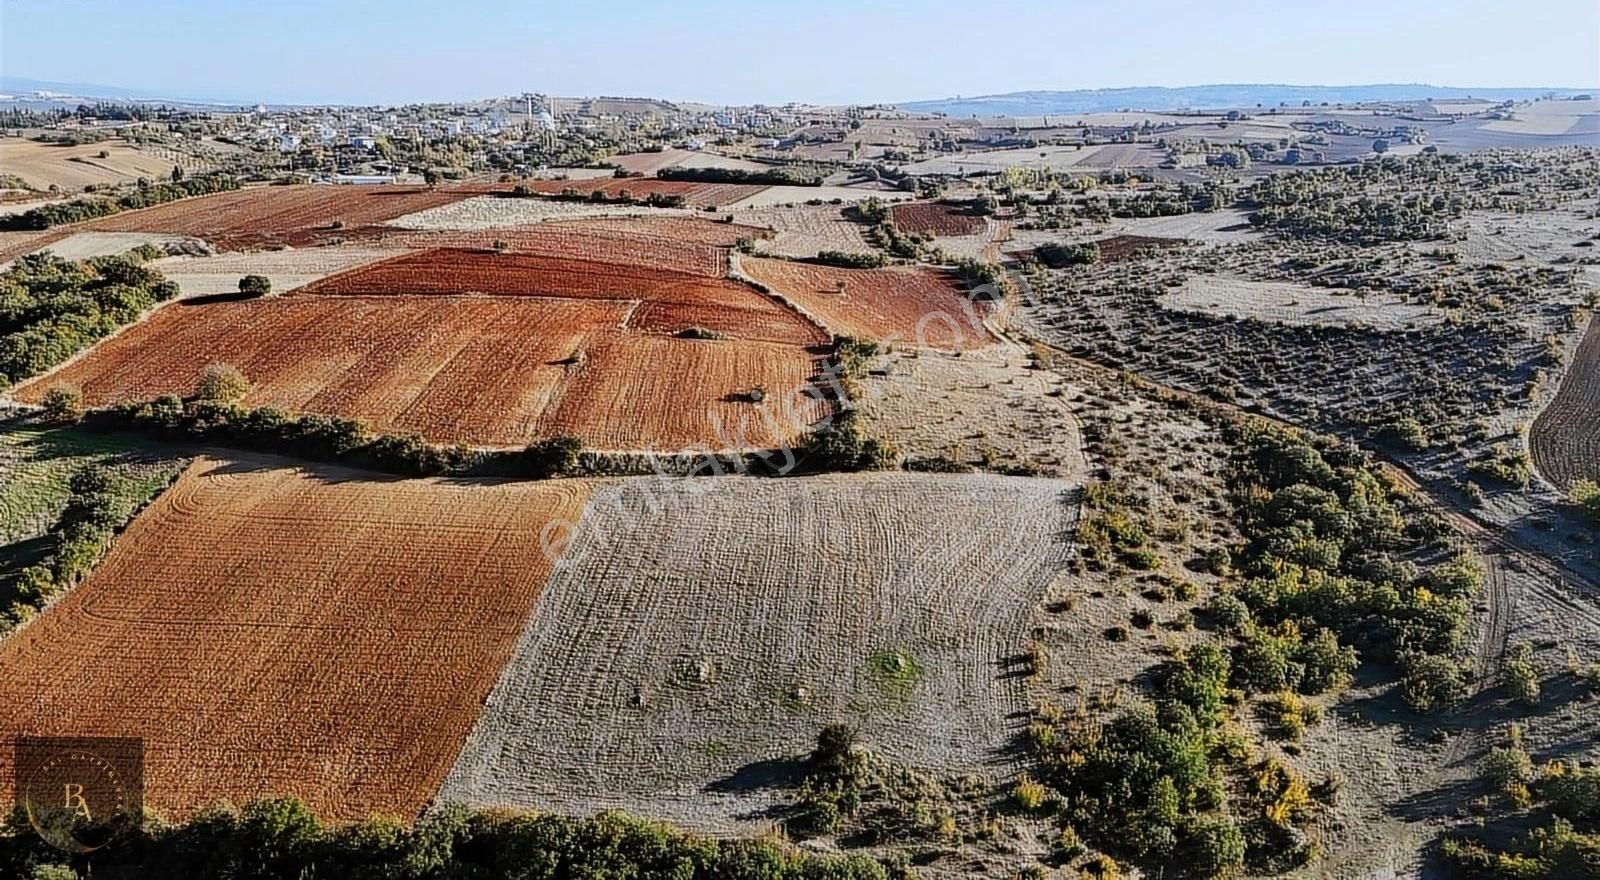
(0, 799, 893, 880)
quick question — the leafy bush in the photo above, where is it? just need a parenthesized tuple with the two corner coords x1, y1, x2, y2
(1034, 241, 1100, 268)
(38, 383, 84, 422)
(195, 363, 251, 403)
(1572, 479, 1600, 524)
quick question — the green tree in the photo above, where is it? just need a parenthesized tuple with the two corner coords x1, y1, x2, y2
(238, 274, 272, 297)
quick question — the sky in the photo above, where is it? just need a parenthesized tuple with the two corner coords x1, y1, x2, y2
(2, 0, 1597, 106)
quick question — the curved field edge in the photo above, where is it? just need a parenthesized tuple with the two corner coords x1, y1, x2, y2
(437, 471, 1081, 831)
(0, 455, 595, 821)
(1530, 313, 1600, 490)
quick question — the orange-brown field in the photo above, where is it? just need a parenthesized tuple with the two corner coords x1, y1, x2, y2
(741, 256, 994, 350)
(82, 185, 473, 250)
(15, 295, 823, 449)
(0, 455, 592, 821)
(370, 224, 733, 277)
(299, 248, 827, 347)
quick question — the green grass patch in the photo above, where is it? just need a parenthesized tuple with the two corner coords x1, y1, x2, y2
(860, 649, 925, 701)
(0, 424, 174, 544)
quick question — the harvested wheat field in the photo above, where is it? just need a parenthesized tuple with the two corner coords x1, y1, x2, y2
(83, 184, 471, 250)
(0, 138, 189, 191)
(732, 204, 876, 259)
(300, 248, 826, 346)
(13, 295, 822, 449)
(1531, 317, 1600, 489)
(149, 246, 407, 298)
(438, 472, 1079, 830)
(387, 195, 692, 230)
(857, 342, 1088, 477)
(555, 215, 770, 247)
(17, 231, 206, 261)
(891, 202, 987, 236)
(0, 455, 592, 821)
(740, 255, 994, 350)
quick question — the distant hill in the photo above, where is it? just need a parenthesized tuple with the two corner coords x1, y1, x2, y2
(894, 84, 1596, 117)
(0, 76, 245, 108)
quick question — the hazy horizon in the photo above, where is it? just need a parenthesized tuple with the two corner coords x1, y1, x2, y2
(2, 0, 1597, 107)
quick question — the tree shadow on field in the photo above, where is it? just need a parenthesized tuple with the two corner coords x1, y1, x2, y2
(704, 755, 808, 795)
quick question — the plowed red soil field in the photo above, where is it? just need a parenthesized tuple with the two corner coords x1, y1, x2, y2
(14, 295, 823, 449)
(1531, 317, 1600, 489)
(354, 228, 731, 277)
(517, 179, 767, 208)
(299, 248, 826, 346)
(82, 185, 472, 250)
(0, 455, 592, 821)
(741, 256, 994, 350)
(890, 202, 987, 236)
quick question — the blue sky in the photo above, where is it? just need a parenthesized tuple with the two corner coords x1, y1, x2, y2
(3, 0, 1596, 105)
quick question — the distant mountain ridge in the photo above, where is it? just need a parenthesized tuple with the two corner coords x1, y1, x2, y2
(894, 84, 1596, 117)
(0, 76, 246, 107)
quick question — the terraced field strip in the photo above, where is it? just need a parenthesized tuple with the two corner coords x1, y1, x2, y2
(740, 255, 995, 350)
(298, 248, 826, 347)
(439, 472, 1080, 830)
(0, 455, 593, 820)
(80, 184, 473, 250)
(1530, 316, 1600, 489)
(12, 295, 824, 450)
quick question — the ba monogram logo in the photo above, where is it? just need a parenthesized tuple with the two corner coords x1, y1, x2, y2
(14, 737, 144, 854)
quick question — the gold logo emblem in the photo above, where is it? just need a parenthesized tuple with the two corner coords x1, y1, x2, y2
(15, 737, 143, 854)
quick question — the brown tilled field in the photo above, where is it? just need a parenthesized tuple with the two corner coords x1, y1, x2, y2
(1531, 317, 1600, 489)
(369, 227, 733, 277)
(299, 248, 827, 346)
(740, 255, 994, 350)
(0, 455, 592, 821)
(890, 201, 988, 236)
(83, 185, 472, 250)
(14, 295, 822, 449)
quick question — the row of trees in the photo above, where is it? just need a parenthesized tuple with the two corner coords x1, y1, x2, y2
(0, 800, 893, 880)
(0, 173, 239, 230)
